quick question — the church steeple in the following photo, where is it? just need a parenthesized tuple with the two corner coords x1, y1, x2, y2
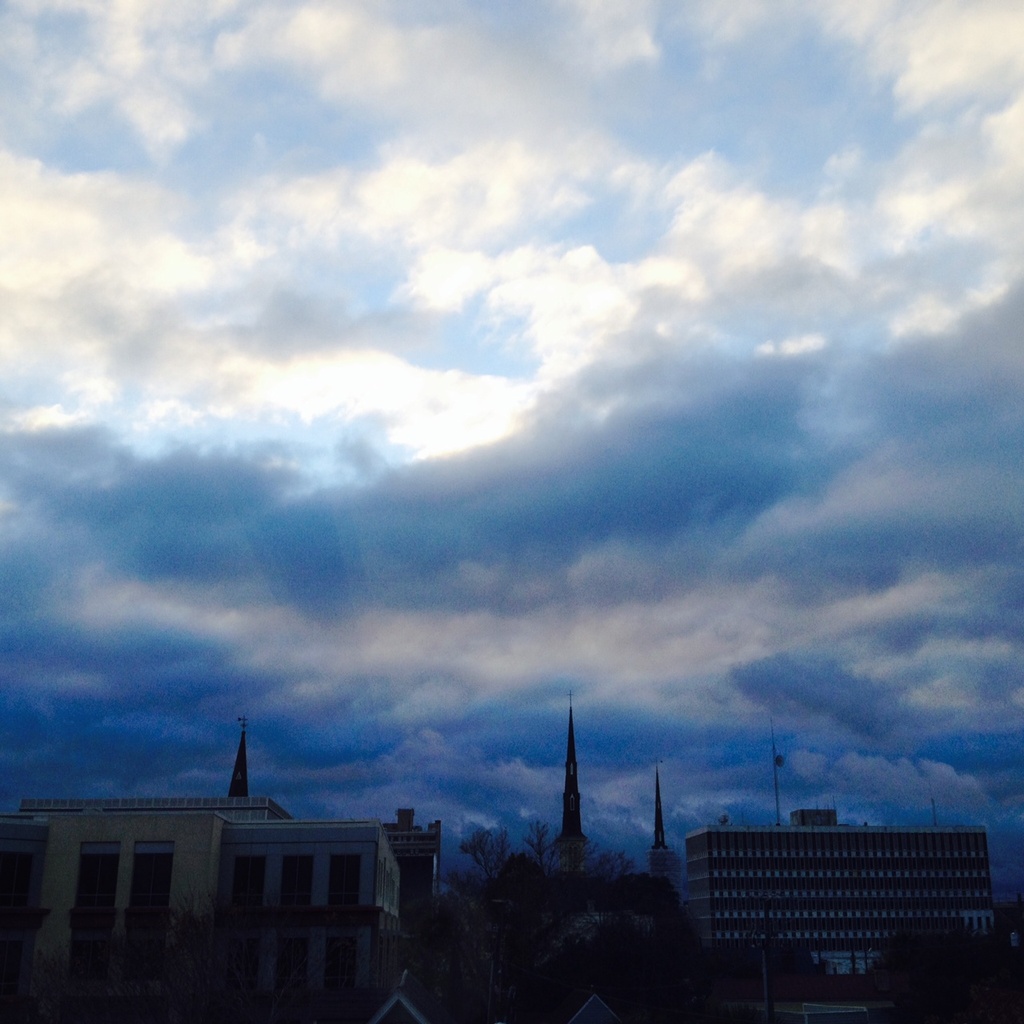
(652, 766, 667, 850)
(647, 765, 682, 894)
(228, 717, 248, 798)
(556, 700, 586, 873)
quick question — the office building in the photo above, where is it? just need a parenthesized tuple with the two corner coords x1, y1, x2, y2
(0, 794, 401, 1022)
(686, 809, 994, 961)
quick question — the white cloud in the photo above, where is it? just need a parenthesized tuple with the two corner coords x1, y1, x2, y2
(834, 751, 989, 813)
(228, 135, 601, 262)
(485, 244, 637, 381)
(0, 152, 210, 298)
(402, 248, 495, 313)
(822, 1, 1024, 113)
(213, 0, 582, 146)
(7, 0, 236, 157)
(757, 333, 826, 357)
(663, 156, 857, 284)
(556, 0, 660, 70)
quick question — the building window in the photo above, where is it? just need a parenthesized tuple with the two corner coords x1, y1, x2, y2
(77, 843, 120, 907)
(0, 940, 22, 996)
(280, 855, 313, 906)
(130, 842, 174, 907)
(0, 853, 31, 907)
(232, 856, 266, 906)
(70, 936, 110, 980)
(125, 934, 165, 981)
(325, 937, 357, 989)
(275, 937, 308, 990)
(227, 937, 261, 990)
(328, 855, 360, 906)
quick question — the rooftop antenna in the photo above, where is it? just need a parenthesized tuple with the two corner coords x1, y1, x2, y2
(771, 719, 784, 826)
(931, 795, 938, 826)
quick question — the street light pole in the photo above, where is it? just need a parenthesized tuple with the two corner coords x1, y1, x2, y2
(762, 896, 775, 1024)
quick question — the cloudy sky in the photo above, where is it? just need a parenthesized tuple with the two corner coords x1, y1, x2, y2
(3, 0, 1024, 889)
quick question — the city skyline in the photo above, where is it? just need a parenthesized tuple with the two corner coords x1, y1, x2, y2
(2, 3, 1024, 892)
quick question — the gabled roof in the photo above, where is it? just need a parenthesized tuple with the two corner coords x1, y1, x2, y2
(552, 990, 621, 1024)
(366, 970, 458, 1024)
(567, 994, 620, 1024)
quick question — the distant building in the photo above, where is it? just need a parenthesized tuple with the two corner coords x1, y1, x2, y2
(382, 809, 441, 911)
(555, 704, 587, 874)
(646, 768, 682, 896)
(686, 809, 994, 965)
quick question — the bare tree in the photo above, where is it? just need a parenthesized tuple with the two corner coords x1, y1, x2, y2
(31, 902, 222, 1024)
(458, 827, 511, 882)
(522, 821, 559, 876)
(586, 846, 634, 883)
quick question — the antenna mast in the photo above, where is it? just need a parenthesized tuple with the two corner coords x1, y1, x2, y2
(771, 720, 784, 826)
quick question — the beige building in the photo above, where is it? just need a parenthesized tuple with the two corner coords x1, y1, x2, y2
(0, 796, 401, 1023)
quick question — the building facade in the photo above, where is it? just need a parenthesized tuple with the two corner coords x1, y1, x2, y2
(686, 810, 994, 959)
(0, 796, 401, 1022)
(382, 809, 441, 911)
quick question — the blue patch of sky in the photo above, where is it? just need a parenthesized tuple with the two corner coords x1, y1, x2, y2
(163, 67, 390, 199)
(540, 186, 673, 267)
(14, 101, 157, 177)
(918, 733, 1024, 776)
(408, 297, 539, 379)
(619, 23, 910, 201)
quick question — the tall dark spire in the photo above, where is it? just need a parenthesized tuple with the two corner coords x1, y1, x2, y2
(556, 700, 586, 873)
(229, 717, 248, 798)
(647, 765, 682, 893)
(560, 704, 584, 839)
(652, 766, 667, 850)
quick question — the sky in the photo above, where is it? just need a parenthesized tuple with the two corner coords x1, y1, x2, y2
(2, 0, 1024, 892)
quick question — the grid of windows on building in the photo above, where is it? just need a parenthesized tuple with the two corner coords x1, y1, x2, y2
(77, 844, 120, 907)
(686, 818, 994, 954)
(0, 796, 404, 1018)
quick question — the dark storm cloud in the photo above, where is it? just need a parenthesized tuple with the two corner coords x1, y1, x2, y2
(3, 285, 1022, 652)
(2, 347, 842, 620)
(2, 285, 1024, 878)
(731, 653, 895, 742)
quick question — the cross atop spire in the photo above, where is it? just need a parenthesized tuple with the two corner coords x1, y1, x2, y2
(228, 717, 249, 798)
